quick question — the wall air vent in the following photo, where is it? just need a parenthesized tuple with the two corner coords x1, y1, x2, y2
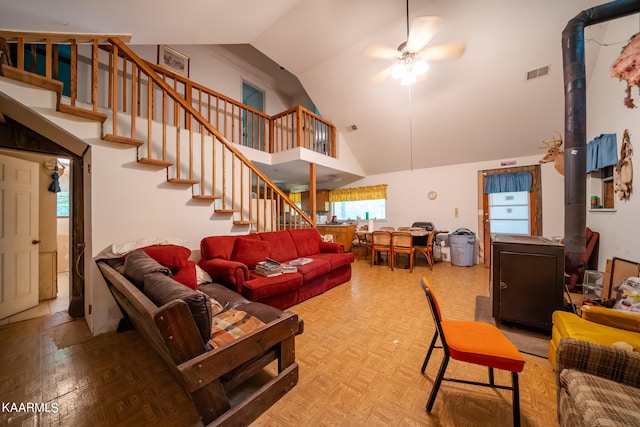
(347, 124, 358, 131)
(526, 65, 550, 81)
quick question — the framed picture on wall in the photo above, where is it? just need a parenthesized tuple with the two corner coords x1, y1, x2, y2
(157, 45, 190, 77)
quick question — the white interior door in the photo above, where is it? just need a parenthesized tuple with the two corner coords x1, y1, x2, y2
(0, 153, 39, 319)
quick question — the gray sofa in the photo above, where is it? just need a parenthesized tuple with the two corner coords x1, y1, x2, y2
(555, 337, 640, 426)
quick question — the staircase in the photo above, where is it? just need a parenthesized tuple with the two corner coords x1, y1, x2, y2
(0, 31, 328, 232)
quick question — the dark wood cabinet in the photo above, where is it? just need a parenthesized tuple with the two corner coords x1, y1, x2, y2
(300, 190, 330, 213)
(491, 234, 564, 332)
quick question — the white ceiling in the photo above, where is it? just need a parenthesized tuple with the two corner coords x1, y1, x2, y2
(0, 0, 618, 180)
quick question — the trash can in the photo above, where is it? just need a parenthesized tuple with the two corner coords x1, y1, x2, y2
(449, 228, 475, 266)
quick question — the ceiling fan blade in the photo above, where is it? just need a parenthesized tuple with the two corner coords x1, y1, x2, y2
(417, 42, 467, 61)
(369, 64, 395, 84)
(406, 16, 442, 52)
(362, 44, 400, 60)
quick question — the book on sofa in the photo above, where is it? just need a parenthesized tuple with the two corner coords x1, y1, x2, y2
(289, 257, 313, 266)
(256, 259, 283, 277)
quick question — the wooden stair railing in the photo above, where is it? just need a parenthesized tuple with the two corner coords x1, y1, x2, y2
(0, 31, 314, 231)
(148, 64, 337, 157)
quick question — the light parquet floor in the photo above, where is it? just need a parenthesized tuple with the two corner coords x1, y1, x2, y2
(0, 257, 559, 427)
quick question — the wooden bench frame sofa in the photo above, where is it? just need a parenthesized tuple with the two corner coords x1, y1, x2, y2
(97, 252, 302, 426)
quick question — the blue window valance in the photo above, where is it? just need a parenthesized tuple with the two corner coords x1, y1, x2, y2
(587, 133, 618, 173)
(484, 172, 532, 194)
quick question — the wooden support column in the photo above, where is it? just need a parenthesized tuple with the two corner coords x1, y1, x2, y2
(309, 163, 316, 227)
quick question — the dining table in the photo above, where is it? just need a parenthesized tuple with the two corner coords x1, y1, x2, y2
(355, 228, 430, 267)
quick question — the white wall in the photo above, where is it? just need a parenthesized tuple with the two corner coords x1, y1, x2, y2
(129, 45, 292, 116)
(586, 15, 640, 269)
(347, 154, 565, 238)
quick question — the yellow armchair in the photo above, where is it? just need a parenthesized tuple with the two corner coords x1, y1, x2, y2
(549, 306, 640, 368)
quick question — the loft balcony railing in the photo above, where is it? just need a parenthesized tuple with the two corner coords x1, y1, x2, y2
(0, 30, 324, 231)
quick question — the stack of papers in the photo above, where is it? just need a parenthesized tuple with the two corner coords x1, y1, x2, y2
(289, 257, 313, 266)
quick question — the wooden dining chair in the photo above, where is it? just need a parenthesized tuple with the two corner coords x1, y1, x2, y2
(379, 226, 395, 232)
(390, 231, 415, 272)
(357, 232, 372, 260)
(420, 277, 525, 426)
(397, 226, 411, 231)
(415, 229, 436, 270)
(371, 231, 391, 267)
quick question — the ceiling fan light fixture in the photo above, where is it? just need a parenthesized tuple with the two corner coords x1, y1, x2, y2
(392, 62, 408, 80)
(412, 60, 429, 76)
(401, 73, 416, 86)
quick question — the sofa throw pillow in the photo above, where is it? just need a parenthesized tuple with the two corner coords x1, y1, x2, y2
(173, 260, 198, 290)
(230, 238, 271, 269)
(123, 249, 172, 290)
(143, 272, 212, 344)
(138, 244, 191, 272)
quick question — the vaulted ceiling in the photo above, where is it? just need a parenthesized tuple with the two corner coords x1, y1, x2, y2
(0, 0, 618, 178)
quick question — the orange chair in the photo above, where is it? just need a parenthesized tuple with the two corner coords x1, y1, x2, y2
(391, 231, 415, 272)
(420, 277, 525, 426)
(414, 229, 436, 270)
(371, 231, 391, 267)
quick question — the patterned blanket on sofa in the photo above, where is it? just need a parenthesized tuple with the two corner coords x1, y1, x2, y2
(208, 309, 265, 349)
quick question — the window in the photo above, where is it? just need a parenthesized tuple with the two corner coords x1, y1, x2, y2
(586, 133, 618, 210)
(56, 159, 70, 217)
(589, 165, 615, 209)
(488, 191, 530, 234)
(333, 199, 386, 221)
(329, 184, 387, 221)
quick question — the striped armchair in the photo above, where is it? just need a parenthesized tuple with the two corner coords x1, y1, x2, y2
(556, 338, 640, 426)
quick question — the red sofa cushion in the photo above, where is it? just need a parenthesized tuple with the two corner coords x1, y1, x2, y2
(288, 229, 321, 257)
(313, 252, 355, 270)
(231, 238, 272, 269)
(173, 260, 198, 290)
(243, 272, 303, 301)
(201, 234, 260, 260)
(294, 258, 331, 283)
(259, 231, 299, 262)
(135, 244, 191, 271)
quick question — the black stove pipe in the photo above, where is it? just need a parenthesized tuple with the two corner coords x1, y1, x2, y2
(562, 0, 640, 276)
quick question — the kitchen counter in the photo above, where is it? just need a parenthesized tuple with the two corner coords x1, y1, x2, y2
(316, 224, 356, 252)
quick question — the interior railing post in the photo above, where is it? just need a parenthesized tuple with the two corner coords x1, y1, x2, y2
(70, 40, 77, 106)
(16, 37, 24, 69)
(45, 38, 52, 79)
(111, 44, 119, 136)
(296, 106, 303, 148)
(92, 40, 99, 112)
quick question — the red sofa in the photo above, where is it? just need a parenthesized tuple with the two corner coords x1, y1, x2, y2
(199, 228, 354, 310)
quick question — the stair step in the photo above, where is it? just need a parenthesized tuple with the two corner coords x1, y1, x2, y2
(59, 104, 108, 122)
(215, 209, 240, 214)
(103, 134, 145, 147)
(167, 178, 200, 185)
(1, 65, 63, 108)
(233, 220, 256, 226)
(138, 158, 173, 167)
(192, 195, 220, 201)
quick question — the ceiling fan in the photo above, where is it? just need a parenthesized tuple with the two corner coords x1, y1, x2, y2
(363, 0, 466, 85)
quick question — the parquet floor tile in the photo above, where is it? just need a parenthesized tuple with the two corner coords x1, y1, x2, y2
(0, 259, 558, 426)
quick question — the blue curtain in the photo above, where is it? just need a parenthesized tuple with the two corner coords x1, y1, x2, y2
(484, 172, 532, 194)
(587, 133, 618, 173)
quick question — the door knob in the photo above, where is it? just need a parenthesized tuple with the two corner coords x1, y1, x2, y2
(32, 239, 41, 244)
